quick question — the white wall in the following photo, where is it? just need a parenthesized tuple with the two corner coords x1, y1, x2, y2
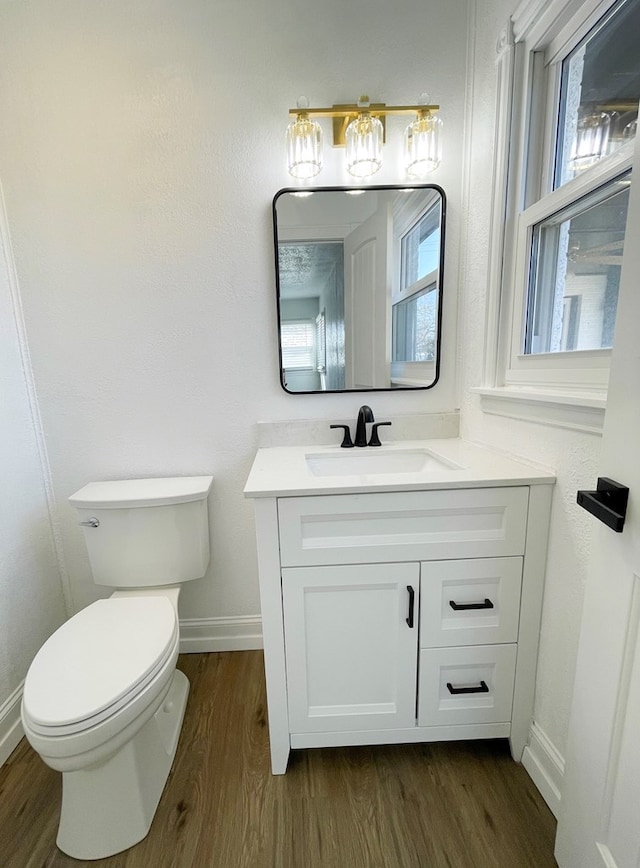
(0, 1, 470, 625)
(0, 0, 602, 808)
(0, 0, 597, 783)
(459, 0, 601, 769)
(0, 190, 67, 758)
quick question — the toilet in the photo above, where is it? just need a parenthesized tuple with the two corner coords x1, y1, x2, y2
(21, 475, 213, 860)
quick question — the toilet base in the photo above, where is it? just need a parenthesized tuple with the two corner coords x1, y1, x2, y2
(56, 668, 190, 860)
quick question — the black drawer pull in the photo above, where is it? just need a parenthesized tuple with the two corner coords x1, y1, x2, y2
(449, 598, 494, 611)
(447, 680, 489, 695)
(406, 585, 415, 628)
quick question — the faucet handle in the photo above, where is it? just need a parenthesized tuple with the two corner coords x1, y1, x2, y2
(330, 424, 354, 448)
(368, 421, 392, 447)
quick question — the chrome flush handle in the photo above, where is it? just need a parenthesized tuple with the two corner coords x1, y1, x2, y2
(79, 517, 100, 528)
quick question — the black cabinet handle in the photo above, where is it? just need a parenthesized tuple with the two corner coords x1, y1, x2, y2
(449, 598, 494, 611)
(447, 680, 489, 695)
(406, 585, 415, 628)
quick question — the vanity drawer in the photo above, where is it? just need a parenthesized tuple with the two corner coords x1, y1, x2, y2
(278, 487, 529, 567)
(417, 644, 517, 727)
(419, 557, 522, 648)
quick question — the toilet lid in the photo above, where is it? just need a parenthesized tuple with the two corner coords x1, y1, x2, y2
(23, 596, 178, 731)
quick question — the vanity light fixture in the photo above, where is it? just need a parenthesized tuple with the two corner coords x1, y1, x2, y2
(286, 94, 441, 180)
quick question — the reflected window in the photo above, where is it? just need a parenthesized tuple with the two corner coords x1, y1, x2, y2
(401, 204, 441, 291)
(315, 311, 326, 370)
(393, 200, 441, 368)
(281, 320, 316, 369)
(393, 286, 437, 362)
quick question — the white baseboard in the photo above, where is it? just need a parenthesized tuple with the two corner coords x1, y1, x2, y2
(179, 615, 263, 653)
(0, 683, 25, 766)
(521, 720, 564, 818)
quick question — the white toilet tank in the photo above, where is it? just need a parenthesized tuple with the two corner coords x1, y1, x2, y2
(69, 477, 213, 588)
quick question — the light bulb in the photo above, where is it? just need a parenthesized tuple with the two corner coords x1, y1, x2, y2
(345, 97, 383, 178)
(405, 110, 442, 177)
(569, 111, 610, 172)
(286, 100, 323, 180)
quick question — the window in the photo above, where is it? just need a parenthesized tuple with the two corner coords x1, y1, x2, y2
(554, 0, 639, 189)
(315, 310, 326, 373)
(483, 0, 640, 426)
(393, 287, 437, 362)
(525, 173, 630, 354)
(390, 195, 442, 384)
(400, 206, 441, 291)
(280, 320, 315, 370)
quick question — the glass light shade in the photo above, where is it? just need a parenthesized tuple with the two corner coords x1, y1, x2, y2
(286, 113, 323, 179)
(623, 117, 638, 141)
(345, 112, 383, 177)
(569, 111, 611, 172)
(405, 111, 443, 177)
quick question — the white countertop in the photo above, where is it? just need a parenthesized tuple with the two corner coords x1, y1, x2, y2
(244, 438, 555, 498)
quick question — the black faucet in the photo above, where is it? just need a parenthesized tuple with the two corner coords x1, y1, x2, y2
(354, 405, 374, 447)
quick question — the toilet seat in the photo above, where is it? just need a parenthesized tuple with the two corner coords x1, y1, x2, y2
(23, 596, 179, 738)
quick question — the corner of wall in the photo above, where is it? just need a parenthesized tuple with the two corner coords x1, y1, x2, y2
(0, 180, 73, 617)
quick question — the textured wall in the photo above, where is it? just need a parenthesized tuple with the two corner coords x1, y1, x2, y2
(0, 0, 470, 621)
(0, 0, 603, 770)
(0, 197, 66, 715)
(459, 1, 601, 758)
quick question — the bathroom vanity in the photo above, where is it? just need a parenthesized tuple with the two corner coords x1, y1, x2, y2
(244, 439, 554, 774)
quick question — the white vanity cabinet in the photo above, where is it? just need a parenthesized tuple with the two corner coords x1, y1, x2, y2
(245, 441, 554, 775)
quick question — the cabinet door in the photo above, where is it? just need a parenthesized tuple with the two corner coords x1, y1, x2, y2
(282, 562, 419, 733)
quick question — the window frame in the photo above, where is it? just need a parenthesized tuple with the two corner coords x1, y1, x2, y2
(508, 144, 632, 391)
(392, 282, 439, 363)
(478, 0, 637, 431)
(390, 191, 442, 385)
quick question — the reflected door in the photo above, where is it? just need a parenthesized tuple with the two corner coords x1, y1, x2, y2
(344, 204, 391, 389)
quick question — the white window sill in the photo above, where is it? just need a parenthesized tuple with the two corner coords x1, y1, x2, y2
(472, 386, 606, 435)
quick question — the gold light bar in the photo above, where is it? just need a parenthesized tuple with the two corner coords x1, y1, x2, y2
(288, 102, 440, 146)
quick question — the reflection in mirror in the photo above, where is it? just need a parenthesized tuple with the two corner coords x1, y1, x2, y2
(273, 185, 445, 394)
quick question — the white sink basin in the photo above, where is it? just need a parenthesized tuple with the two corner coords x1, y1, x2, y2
(305, 448, 461, 477)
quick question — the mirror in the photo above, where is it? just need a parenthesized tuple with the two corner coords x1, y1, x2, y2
(273, 184, 445, 394)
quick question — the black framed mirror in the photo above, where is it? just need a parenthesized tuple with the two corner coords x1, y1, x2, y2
(273, 184, 445, 394)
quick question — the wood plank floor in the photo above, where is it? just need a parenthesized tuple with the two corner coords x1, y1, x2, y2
(0, 651, 558, 867)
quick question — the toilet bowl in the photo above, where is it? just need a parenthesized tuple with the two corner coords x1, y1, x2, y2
(23, 594, 180, 768)
(21, 476, 213, 860)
